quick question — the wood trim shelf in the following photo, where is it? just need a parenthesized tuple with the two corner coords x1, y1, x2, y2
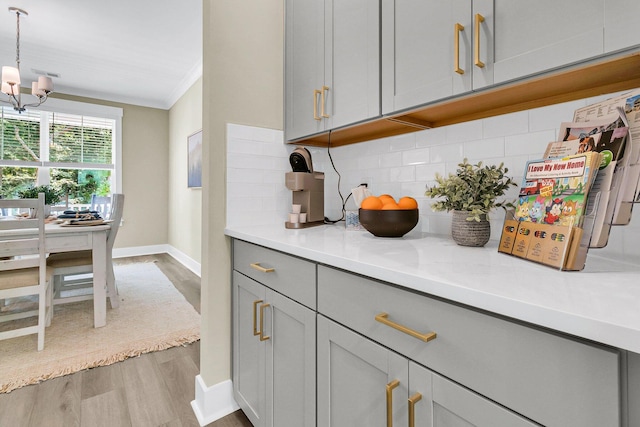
(288, 50, 640, 148)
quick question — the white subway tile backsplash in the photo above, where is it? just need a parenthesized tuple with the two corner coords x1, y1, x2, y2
(358, 154, 381, 170)
(415, 163, 446, 182)
(415, 127, 446, 148)
(389, 133, 416, 151)
(403, 148, 430, 165)
(504, 130, 556, 156)
(529, 100, 585, 132)
(430, 143, 464, 163)
(483, 111, 528, 139)
(445, 119, 483, 143)
(463, 137, 505, 160)
(380, 151, 403, 168)
(227, 88, 639, 259)
(389, 165, 415, 183)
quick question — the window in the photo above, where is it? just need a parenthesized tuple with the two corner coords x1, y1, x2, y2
(0, 98, 122, 205)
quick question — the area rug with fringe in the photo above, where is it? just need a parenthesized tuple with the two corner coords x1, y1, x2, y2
(0, 262, 200, 393)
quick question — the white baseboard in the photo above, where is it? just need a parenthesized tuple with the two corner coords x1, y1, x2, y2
(113, 244, 171, 259)
(166, 246, 201, 277)
(191, 376, 240, 426)
(113, 244, 201, 277)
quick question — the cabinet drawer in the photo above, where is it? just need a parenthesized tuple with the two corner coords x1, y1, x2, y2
(233, 240, 316, 309)
(318, 265, 620, 427)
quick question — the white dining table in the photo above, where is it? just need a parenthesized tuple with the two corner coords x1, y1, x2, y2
(0, 222, 111, 328)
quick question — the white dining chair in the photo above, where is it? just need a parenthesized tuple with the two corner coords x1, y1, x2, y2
(90, 194, 112, 219)
(47, 193, 124, 309)
(0, 194, 53, 351)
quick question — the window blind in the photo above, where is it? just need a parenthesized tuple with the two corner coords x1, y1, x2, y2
(0, 106, 41, 163)
(49, 113, 114, 165)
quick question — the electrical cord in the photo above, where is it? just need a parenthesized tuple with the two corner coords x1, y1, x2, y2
(324, 130, 351, 224)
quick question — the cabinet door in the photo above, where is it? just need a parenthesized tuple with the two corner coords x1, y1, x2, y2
(605, 1, 640, 53)
(232, 272, 266, 427)
(410, 362, 537, 427)
(490, 0, 604, 85)
(317, 316, 408, 427)
(324, 0, 380, 129)
(285, 0, 325, 141)
(382, 0, 472, 114)
(265, 289, 316, 427)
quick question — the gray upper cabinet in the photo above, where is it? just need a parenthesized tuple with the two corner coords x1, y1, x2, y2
(605, 1, 640, 53)
(491, 0, 604, 85)
(382, 0, 611, 116)
(285, 0, 380, 141)
(382, 0, 493, 114)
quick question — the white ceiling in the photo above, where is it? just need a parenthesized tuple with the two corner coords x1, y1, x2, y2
(0, 0, 202, 110)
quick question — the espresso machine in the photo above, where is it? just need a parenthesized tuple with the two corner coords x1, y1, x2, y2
(285, 147, 324, 229)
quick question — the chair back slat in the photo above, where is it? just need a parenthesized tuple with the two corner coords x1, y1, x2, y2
(90, 195, 112, 220)
(0, 237, 40, 257)
(0, 256, 39, 271)
(0, 218, 40, 231)
(0, 194, 46, 265)
(106, 194, 125, 250)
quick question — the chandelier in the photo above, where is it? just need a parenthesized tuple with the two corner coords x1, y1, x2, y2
(1, 7, 54, 113)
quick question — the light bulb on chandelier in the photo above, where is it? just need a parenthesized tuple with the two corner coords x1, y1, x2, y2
(1, 7, 54, 113)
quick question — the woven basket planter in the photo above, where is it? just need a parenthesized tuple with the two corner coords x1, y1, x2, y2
(451, 210, 490, 247)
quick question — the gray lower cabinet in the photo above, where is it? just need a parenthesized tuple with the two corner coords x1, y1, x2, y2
(232, 269, 316, 427)
(318, 265, 621, 427)
(318, 315, 537, 427)
(233, 240, 630, 426)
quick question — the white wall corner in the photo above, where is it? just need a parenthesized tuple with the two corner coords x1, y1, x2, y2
(191, 376, 240, 426)
(112, 244, 172, 259)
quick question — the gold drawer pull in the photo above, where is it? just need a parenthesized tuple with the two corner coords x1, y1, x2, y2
(313, 89, 322, 120)
(474, 14, 485, 68)
(250, 262, 275, 273)
(321, 85, 330, 118)
(454, 23, 464, 75)
(253, 299, 263, 336)
(375, 313, 437, 343)
(386, 379, 400, 427)
(259, 303, 271, 341)
(408, 392, 422, 427)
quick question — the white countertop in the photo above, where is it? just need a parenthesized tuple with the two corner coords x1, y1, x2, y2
(225, 224, 640, 354)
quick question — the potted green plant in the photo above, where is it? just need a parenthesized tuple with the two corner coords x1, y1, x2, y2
(18, 185, 63, 217)
(424, 159, 516, 246)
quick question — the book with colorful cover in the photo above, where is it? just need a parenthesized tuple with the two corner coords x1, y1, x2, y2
(514, 152, 602, 229)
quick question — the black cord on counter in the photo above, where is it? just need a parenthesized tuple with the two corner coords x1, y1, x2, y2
(324, 130, 349, 224)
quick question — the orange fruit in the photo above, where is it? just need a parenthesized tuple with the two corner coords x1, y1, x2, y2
(398, 196, 418, 210)
(379, 194, 396, 205)
(381, 201, 400, 210)
(361, 196, 383, 210)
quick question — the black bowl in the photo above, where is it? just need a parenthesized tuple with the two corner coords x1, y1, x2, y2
(358, 208, 419, 237)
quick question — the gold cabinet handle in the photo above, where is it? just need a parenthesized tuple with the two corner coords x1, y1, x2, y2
(408, 393, 422, 427)
(386, 379, 400, 427)
(259, 303, 271, 341)
(474, 14, 485, 68)
(321, 85, 330, 118)
(250, 262, 274, 273)
(252, 299, 263, 336)
(454, 23, 464, 75)
(375, 313, 437, 343)
(313, 89, 322, 120)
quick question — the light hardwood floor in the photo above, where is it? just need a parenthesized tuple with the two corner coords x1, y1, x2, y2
(0, 254, 252, 427)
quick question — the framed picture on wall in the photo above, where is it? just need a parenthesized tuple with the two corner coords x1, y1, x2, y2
(188, 130, 203, 188)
